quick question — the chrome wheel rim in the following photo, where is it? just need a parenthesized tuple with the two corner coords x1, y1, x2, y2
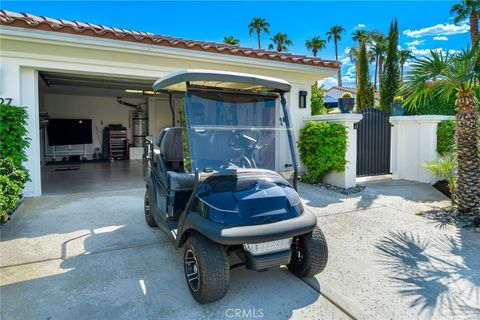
(184, 249, 200, 292)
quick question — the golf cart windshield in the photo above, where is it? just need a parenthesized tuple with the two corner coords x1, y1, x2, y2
(184, 88, 296, 179)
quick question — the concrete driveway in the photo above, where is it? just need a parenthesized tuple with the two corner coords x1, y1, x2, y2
(1, 178, 479, 319)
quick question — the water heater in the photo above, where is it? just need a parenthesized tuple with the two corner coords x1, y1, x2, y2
(132, 111, 148, 147)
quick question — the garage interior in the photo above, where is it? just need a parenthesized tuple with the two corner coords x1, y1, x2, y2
(38, 71, 183, 195)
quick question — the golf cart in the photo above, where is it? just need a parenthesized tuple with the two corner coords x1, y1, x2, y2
(143, 70, 328, 303)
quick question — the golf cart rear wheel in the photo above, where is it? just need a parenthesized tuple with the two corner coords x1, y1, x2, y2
(288, 226, 328, 278)
(183, 234, 230, 303)
(144, 190, 157, 227)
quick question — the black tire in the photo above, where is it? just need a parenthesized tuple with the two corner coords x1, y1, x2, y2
(183, 234, 230, 303)
(287, 226, 328, 278)
(144, 190, 157, 227)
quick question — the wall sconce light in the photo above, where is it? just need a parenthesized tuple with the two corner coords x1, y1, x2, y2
(299, 90, 308, 109)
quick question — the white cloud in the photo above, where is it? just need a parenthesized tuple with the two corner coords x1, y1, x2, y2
(317, 76, 338, 89)
(403, 21, 469, 38)
(356, 24, 366, 29)
(409, 47, 459, 57)
(405, 40, 425, 46)
(433, 35, 448, 41)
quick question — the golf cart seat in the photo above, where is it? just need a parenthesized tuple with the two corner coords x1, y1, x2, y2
(159, 128, 195, 191)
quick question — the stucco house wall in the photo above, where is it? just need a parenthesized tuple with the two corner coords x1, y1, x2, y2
(0, 13, 337, 197)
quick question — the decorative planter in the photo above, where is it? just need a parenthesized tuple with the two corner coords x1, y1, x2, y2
(390, 102, 405, 116)
(338, 98, 355, 114)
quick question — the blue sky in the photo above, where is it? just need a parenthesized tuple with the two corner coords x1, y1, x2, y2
(1, 1, 472, 87)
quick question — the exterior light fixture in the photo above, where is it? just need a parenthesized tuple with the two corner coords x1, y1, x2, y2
(299, 90, 307, 109)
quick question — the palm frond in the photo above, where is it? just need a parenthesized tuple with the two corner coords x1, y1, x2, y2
(423, 153, 457, 203)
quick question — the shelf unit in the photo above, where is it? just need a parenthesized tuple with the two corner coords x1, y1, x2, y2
(109, 130, 128, 160)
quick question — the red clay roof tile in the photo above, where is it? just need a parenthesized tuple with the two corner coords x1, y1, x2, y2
(0, 10, 339, 70)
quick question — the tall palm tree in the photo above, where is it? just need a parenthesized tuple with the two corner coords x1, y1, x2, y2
(369, 32, 387, 91)
(450, 0, 480, 44)
(348, 47, 359, 86)
(268, 33, 293, 52)
(248, 17, 270, 49)
(327, 25, 345, 86)
(305, 36, 326, 57)
(352, 29, 369, 46)
(399, 49, 414, 81)
(223, 36, 240, 46)
(400, 45, 480, 217)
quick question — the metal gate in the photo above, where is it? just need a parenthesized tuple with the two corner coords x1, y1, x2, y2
(356, 108, 391, 176)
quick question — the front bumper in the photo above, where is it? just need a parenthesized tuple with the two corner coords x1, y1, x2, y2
(181, 209, 317, 245)
(245, 250, 291, 270)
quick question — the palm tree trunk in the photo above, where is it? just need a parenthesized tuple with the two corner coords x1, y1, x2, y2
(378, 55, 383, 93)
(335, 39, 342, 86)
(313, 48, 317, 57)
(470, 9, 478, 45)
(455, 91, 480, 215)
(257, 31, 261, 49)
(400, 63, 404, 81)
(374, 55, 378, 90)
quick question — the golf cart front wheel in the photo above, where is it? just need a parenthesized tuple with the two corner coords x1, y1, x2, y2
(144, 190, 157, 227)
(288, 226, 328, 278)
(183, 234, 230, 303)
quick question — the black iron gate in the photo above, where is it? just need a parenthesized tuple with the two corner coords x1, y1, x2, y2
(356, 108, 391, 176)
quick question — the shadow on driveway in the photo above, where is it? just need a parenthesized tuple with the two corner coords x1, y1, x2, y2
(1, 189, 338, 320)
(375, 230, 480, 318)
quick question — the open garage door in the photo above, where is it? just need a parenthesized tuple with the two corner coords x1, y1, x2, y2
(38, 71, 180, 195)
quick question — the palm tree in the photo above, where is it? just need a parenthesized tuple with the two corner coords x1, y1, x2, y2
(248, 17, 270, 49)
(305, 36, 326, 57)
(348, 47, 359, 86)
(450, 0, 480, 44)
(400, 45, 480, 217)
(399, 49, 414, 81)
(223, 36, 240, 46)
(369, 32, 387, 91)
(327, 25, 345, 86)
(268, 33, 293, 52)
(352, 29, 369, 46)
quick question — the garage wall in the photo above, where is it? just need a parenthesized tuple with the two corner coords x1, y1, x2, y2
(42, 94, 147, 160)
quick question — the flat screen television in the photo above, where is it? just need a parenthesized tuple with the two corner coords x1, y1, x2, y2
(47, 119, 93, 146)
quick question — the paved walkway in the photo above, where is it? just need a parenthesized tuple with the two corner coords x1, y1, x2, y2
(1, 178, 479, 319)
(300, 179, 479, 319)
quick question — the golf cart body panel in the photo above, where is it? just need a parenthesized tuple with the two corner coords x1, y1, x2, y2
(143, 70, 323, 290)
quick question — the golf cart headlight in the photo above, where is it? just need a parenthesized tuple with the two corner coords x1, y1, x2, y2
(243, 238, 292, 256)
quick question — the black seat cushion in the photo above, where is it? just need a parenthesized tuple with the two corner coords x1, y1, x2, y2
(167, 171, 195, 190)
(160, 128, 184, 163)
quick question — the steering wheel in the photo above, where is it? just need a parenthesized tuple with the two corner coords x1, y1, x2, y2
(228, 130, 260, 151)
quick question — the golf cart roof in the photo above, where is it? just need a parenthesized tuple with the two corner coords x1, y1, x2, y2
(153, 69, 291, 93)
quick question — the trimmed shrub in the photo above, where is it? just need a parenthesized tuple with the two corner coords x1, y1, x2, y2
(0, 158, 28, 222)
(298, 121, 348, 183)
(437, 120, 455, 155)
(0, 104, 30, 167)
(0, 104, 30, 222)
(437, 119, 480, 156)
(311, 84, 327, 115)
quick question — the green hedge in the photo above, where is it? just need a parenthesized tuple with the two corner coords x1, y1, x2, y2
(298, 121, 348, 183)
(406, 86, 480, 115)
(437, 119, 480, 156)
(311, 84, 327, 116)
(0, 104, 30, 167)
(0, 159, 28, 222)
(437, 120, 455, 155)
(0, 104, 30, 223)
